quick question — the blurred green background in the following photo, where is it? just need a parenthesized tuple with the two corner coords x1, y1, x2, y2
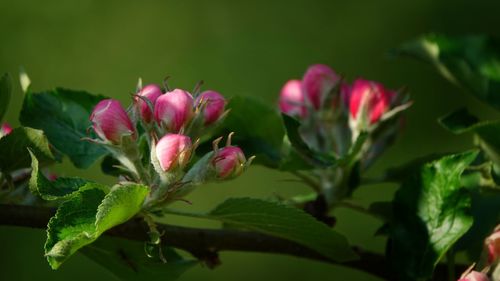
(1, 0, 500, 280)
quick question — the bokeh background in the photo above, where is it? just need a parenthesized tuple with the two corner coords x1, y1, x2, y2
(1, 0, 500, 280)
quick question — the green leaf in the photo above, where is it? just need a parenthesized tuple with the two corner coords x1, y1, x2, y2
(388, 151, 479, 280)
(167, 197, 358, 262)
(217, 96, 285, 167)
(81, 236, 197, 281)
(20, 88, 107, 168)
(395, 34, 500, 110)
(383, 153, 449, 182)
(0, 127, 55, 172)
(94, 184, 149, 234)
(28, 151, 91, 200)
(45, 183, 148, 269)
(0, 73, 12, 121)
(281, 114, 337, 169)
(440, 108, 500, 165)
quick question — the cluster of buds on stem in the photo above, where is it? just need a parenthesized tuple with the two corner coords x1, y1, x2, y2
(88, 79, 252, 209)
(279, 64, 411, 161)
(278, 64, 411, 206)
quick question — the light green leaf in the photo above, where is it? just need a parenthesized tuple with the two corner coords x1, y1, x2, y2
(95, 185, 149, 234)
(45, 183, 148, 269)
(28, 151, 91, 200)
(388, 151, 479, 280)
(20, 88, 107, 168)
(0, 127, 55, 172)
(0, 73, 12, 121)
(167, 197, 358, 262)
(81, 236, 197, 281)
(395, 34, 500, 110)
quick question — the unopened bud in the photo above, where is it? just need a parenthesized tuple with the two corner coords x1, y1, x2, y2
(349, 79, 395, 128)
(302, 64, 339, 109)
(279, 80, 306, 118)
(212, 146, 246, 179)
(195, 90, 226, 125)
(155, 134, 192, 172)
(90, 99, 136, 144)
(135, 84, 162, 123)
(154, 89, 194, 132)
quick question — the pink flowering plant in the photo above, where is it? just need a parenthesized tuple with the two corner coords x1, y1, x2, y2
(3, 33, 500, 281)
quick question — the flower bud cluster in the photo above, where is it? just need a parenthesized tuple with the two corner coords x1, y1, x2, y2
(279, 64, 411, 164)
(278, 64, 411, 206)
(89, 80, 252, 208)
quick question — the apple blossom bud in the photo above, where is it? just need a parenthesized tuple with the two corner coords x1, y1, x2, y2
(485, 228, 500, 264)
(0, 123, 12, 138)
(458, 271, 489, 281)
(212, 146, 246, 179)
(154, 89, 194, 132)
(155, 134, 192, 171)
(90, 99, 136, 144)
(279, 80, 306, 118)
(349, 79, 395, 126)
(195, 90, 226, 125)
(302, 64, 340, 109)
(135, 84, 162, 123)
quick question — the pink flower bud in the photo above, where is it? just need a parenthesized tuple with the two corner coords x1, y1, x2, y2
(155, 134, 192, 171)
(279, 80, 306, 118)
(195, 90, 226, 125)
(154, 89, 194, 132)
(485, 228, 500, 264)
(302, 64, 340, 109)
(135, 84, 162, 123)
(90, 99, 136, 144)
(0, 122, 12, 137)
(349, 78, 395, 125)
(458, 271, 489, 281)
(212, 146, 246, 179)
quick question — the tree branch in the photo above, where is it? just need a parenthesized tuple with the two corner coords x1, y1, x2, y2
(0, 204, 465, 280)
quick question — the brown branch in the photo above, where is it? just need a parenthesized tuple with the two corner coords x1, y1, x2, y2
(0, 204, 465, 280)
